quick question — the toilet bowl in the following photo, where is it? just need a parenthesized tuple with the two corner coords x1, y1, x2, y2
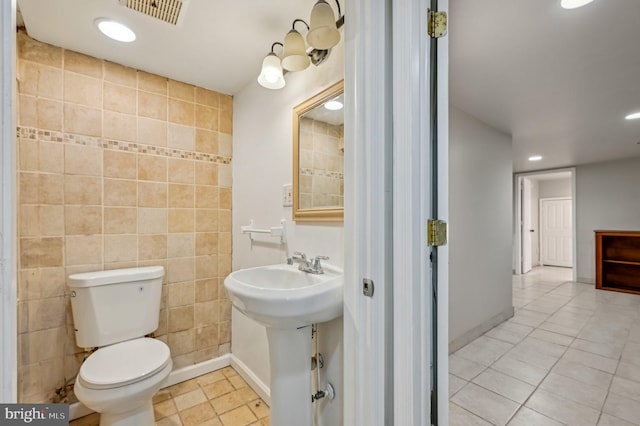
(67, 267, 171, 425)
(73, 338, 172, 425)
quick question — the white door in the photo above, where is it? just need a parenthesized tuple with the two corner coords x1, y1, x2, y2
(521, 178, 533, 273)
(540, 198, 573, 267)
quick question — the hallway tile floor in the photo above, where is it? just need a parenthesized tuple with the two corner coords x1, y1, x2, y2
(70, 366, 270, 426)
(450, 266, 640, 425)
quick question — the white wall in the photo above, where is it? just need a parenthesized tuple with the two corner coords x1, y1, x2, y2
(232, 42, 344, 425)
(539, 178, 571, 199)
(575, 156, 640, 283)
(449, 106, 513, 351)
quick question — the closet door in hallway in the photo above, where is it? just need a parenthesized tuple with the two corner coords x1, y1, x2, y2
(540, 198, 573, 267)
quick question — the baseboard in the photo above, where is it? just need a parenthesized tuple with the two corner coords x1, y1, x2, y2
(162, 354, 231, 388)
(230, 354, 271, 407)
(448, 306, 515, 354)
(70, 353, 232, 421)
(577, 276, 595, 284)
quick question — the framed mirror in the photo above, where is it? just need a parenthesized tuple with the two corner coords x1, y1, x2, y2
(293, 80, 344, 221)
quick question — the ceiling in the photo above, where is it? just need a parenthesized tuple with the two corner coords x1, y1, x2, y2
(450, 0, 640, 172)
(17, 0, 327, 95)
(18, 1, 640, 173)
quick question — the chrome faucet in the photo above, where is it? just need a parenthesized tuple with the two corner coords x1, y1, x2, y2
(288, 252, 329, 274)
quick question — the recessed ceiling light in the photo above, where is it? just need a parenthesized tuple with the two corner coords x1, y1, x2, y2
(625, 112, 640, 120)
(561, 0, 595, 9)
(95, 18, 136, 43)
(528, 155, 543, 161)
(324, 100, 343, 111)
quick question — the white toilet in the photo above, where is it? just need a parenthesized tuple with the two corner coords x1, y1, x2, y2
(68, 266, 172, 425)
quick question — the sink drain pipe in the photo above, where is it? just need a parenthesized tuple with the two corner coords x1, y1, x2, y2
(311, 323, 335, 403)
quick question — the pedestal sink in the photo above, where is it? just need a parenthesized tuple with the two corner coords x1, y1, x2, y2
(224, 263, 343, 426)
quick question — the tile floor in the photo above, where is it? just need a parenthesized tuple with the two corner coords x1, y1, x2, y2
(70, 366, 270, 426)
(450, 266, 640, 425)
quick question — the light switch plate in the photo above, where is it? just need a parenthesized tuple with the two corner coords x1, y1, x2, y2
(282, 184, 293, 207)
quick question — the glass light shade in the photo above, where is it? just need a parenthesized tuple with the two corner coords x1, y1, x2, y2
(282, 30, 310, 71)
(257, 53, 286, 90)
(560, 0, 594, 9)
(307, 0, 340, 50)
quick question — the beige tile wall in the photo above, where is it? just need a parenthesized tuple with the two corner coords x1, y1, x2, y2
(299, 117, 344, 209)
(16, 30, 233, 403)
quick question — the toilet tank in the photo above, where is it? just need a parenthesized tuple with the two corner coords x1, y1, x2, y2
(68, 266, 164, 348)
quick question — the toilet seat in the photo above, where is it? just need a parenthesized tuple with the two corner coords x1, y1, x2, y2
(78, 338, 171, 390)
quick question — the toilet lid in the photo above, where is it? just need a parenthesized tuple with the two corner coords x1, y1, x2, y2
(79, 338, 171, 390)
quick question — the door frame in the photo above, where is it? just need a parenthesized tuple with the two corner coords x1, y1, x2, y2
(343, 0, 394, 423)
(0, 0, 18, 404)
(391, 0, 449, 425)
(344, 0, 448, 424)
(513, 168, 576, 281)
(539, 197, 573, 267)
(521, 177, 533, 274)
(2, 0, 450, 419)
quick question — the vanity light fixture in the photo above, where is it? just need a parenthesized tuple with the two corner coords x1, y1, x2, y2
(95, 18, 136, 42)
(258, 42, 286, 90)
(560, 0, 595, 9)
(257, 0, 343, 90)
(625, 112, 640, 120)
(528, 155, 543, 161)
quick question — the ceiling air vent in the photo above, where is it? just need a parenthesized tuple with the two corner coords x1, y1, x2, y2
(121, 0, 183, 25)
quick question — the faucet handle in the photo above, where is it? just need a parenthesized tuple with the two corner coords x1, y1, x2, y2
(293, 251, 307, 260)
(312, 255, 329, 272)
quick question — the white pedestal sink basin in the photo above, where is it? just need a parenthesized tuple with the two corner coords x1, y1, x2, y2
(224, 263, 343, 426)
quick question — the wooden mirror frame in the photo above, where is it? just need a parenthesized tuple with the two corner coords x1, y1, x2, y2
(292, 80, 344, 222)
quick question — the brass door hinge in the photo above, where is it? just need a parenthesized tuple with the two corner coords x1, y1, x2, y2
(428, 10, 448, 38)
(428, 219, 448, 246)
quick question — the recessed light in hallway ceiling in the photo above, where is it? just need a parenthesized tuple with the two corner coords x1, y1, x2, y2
(625, 112, 640, 120)
(528, 155, 543, 162)
(561, 0, 595, 9)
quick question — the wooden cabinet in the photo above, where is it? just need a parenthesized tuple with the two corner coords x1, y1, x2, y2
(595, 230, 640, 295)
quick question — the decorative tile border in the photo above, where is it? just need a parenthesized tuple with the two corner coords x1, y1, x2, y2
(300, 167, 344, 179)
(16, 126, 232, 165)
